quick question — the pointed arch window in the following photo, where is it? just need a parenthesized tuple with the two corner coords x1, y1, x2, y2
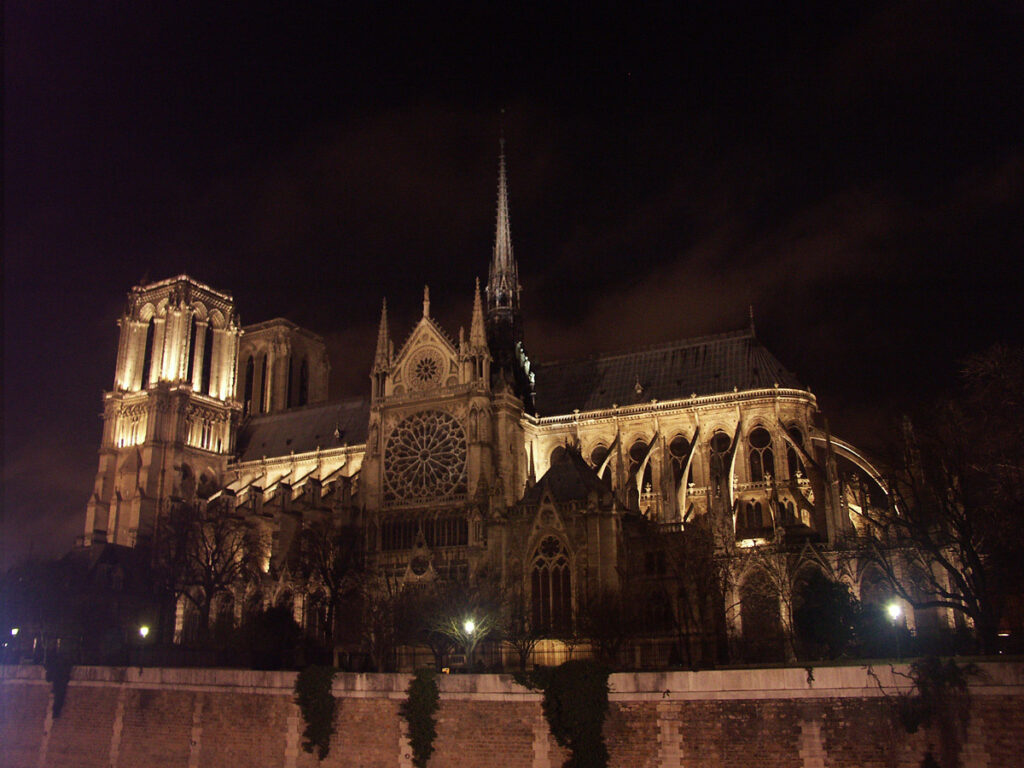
(628, 440, 652, 493)
(243, 356, 255, 416)
(748, 427, 775, 482)
(709, 431, 732, 498)
(258, 354, 268, 413)
(298, 358, 309, 406)
(199, 323, 214, 394)
(141, 318, 156, 389)
(531, 536, 571, 631)
(668, 434, 694, 490)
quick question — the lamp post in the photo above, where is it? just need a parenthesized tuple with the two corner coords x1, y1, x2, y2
(886, 602, 903, 660)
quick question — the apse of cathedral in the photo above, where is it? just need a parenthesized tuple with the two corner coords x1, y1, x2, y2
(82, 145, 890, 639)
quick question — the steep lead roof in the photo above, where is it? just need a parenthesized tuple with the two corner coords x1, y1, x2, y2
(235, 398, 369, 461)
(532, 328, 802, 416)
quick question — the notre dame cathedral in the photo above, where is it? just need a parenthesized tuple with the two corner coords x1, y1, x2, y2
(80, 147, 905, 665)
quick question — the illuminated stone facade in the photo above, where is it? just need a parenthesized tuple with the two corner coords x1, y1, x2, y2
(82, 149, 903, 658)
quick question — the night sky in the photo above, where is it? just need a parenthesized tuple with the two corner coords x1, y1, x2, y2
(4, 1, 1023, 569)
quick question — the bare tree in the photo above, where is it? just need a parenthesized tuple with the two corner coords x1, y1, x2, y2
(153, 499, 262, 644)
(295, 515, 363, 651)
(498, 581, 545, 671)
(856, 345, 1024, 653)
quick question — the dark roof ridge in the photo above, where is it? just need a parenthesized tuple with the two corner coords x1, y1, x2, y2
(534, 326, 755, 368)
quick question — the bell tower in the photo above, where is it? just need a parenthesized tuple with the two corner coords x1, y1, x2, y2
(83, 275, 243, 547)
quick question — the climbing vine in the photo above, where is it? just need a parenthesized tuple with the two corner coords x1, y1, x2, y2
(294, 665, 338, 760)
(869, 656, 980, 768)
(516, 660, 611, 768)
(44, 656, 73, 718)
(400, 668, 440, 768)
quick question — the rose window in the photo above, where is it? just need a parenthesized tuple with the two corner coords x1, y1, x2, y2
(408, 349, 444, 390)
(384, 410, 467, 501)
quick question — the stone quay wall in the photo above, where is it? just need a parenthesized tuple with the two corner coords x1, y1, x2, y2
(2, 662, 1022, 767)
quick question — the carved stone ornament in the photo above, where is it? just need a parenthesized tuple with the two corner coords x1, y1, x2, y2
(384, 410, 467, 501)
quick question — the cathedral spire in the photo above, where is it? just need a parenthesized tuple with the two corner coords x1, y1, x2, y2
(373, 298, 391, 372)
(486, 138, 520, 316)
(423, 285, 431, 318)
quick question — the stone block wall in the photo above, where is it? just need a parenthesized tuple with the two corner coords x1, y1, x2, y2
(2, 663, 1022, 767)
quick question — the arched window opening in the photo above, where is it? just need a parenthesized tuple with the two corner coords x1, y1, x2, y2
(187, 318, 198, 385)
(200, 323, 214, 395)
(276, 590, 295, 621)
(243, 356, 255, 415)
(381, 518, 418, 551)
(531, 536, 571, 632)
(590, 444, 611, 486)
(628, 440, 652, 492)
(423, 515, 468, 547)
(669, 434, 693, 489)
(213, 594, 235, 643)
(306, 591, 328, 645)
(299, 358, 309, 406)
(739, 569, 784, 662)
(709, 431, 731, 498)
(786, 426, 805, 479)
(550, 445, 567, 466)
(141, 318, 156, 389)
(258, 354, 268, 413)
(285, 355, 294, 408)
(243, 591, 263, 628)
(748, 427, 775, 482)
(785, 500, 797, 525)
(182, 600, 202, 645)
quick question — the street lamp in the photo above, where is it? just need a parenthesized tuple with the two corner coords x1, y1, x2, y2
(138, 625, 150, 639)
(887, 602, 902, 660)
(462, 618, 477, 671)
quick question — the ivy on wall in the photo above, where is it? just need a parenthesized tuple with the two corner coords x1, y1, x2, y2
(516, 660, 611, 768)
(44, 656, 73, 718)
(294, 665, 338, 760)
(400, 668, 440, 768)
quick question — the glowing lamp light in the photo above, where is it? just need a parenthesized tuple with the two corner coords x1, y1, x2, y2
(139, 625, 150, 639)
(10, 627, 19, 637)
(463, 619, 476, 635)
(886, 603, 902, 622)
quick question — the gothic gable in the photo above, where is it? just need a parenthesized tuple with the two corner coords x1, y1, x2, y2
(392, 318, 460, 395)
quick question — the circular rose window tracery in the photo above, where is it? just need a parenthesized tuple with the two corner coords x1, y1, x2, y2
(385, 410, 467, 501)
(408, 348, 445, 390)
